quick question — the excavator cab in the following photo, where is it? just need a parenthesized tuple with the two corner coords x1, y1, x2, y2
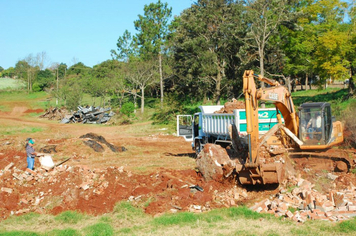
(298, 102, 332, 146)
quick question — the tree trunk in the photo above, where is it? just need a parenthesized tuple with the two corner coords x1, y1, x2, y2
(305, 73, 309, 91)
(259, 47, 265, 108)
(259, 46, 265, 89)
(133, 90, 137, 113)
(349, 77, 355, 96)
(159, 53, 163, 108)
(287, 77, 292, 93)
(27, 70, 30, 94)
(214, 63, 222, 105)
(141, 86, 145, 114)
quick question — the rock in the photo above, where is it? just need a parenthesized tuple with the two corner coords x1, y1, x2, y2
(196, 144, 232, 182)
(327, 173, 338, 181)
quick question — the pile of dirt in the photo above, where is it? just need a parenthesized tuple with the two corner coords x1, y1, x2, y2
(0, 160, 249, 219)
(24, 109, 44, 114)
(214, 99, 245, 113)
(79, 133, 126, 153)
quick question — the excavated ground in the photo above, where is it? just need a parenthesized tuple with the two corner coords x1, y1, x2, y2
(0, 103, 355, 221)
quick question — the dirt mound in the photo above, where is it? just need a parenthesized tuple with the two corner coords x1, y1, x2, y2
(24, 109, 44, 114)
(215, 99, 245, 113)
(79, 133, 126, 152)
(0, 162, 246, 219)
(82, 140, 105, 152)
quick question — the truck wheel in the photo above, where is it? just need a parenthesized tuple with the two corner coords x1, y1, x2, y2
(195, 140, 202, 156)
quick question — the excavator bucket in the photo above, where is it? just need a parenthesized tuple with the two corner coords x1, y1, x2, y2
(196, 143, 284, 185)
(238, 162, 284, 185)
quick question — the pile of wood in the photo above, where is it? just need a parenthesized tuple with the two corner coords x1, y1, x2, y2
(39, 107, 68, 120)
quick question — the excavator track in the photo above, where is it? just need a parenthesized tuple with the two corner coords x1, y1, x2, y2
(288, 149, 354, 172)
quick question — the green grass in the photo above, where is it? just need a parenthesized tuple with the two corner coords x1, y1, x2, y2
(0, 231, 40, 236)
(54, 211, 85, 224)
(1, 205, 356, 235)
(153, 212, 199, 226)
(0, 126, 43, 136)
(44, 228, 80, 236)
(2, 213, 41, 225)
(83, 223, 114, 236)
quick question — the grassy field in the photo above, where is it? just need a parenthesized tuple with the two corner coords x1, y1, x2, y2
(1, 202, 356, 236)
(0, 78, 26, 90)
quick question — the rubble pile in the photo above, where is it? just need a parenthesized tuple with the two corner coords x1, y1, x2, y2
(40, 106, 115, 124)
(0, 159, 248, 219)
(214, 98, 245, 114)
(250, 175, 356, 222)
(61, 106, 115, 124)
(0, 161, 122, 218)
(39, 107, 68, 120)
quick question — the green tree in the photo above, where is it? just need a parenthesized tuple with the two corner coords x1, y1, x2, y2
(346, 0, 356, 95)
(89, 60, 124, 107)
(245, 0, 296, 88)
(124, 57, 158, 113)
(172, 0, 245, 104)
(111, 30, 137, 62)
(14, 60, 31, 81)
(67, 62, 92, 77)
(281, 0, 316, 90)
(134, 0, 172, 107)
(33, 69, 55, 92)
(309, 0, 349, 86)
(1, 67, 15, 78)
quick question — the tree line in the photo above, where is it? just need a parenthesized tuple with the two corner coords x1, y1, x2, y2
(1, 0, 355, 112)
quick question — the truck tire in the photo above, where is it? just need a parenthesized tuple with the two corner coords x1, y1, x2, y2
(195, 139, 203, 156)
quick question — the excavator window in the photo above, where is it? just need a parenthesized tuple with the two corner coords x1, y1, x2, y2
(299, 103, 330, 145)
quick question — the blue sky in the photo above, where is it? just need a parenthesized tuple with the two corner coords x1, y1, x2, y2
(0, 0, 194, 69)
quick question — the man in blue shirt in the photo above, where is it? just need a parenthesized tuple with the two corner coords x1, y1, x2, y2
(25, 138, 37, 170)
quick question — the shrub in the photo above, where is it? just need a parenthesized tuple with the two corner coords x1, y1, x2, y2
(120, 102, 135, 118)
(152, 95, 184, 125)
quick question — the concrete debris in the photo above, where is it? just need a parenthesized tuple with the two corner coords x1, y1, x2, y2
(1, 187, 13, 194)
(4, 162, 14, 171)
(61, 106, 115, 124)
(40, 106, 115, 124)
(250, 175, 356, 222)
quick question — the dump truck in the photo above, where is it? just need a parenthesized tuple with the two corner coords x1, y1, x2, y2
(177, 105, 283, 154)
(196, 70, 350, 185)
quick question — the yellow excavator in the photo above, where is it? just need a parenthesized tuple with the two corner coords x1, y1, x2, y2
(196, 70, 349, 185)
